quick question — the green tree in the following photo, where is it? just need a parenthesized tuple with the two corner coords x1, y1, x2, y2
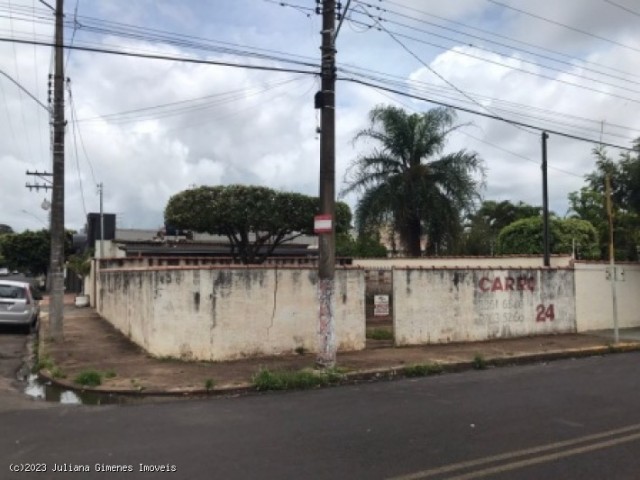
(568, 142, 640, 260)
(335, 232, 387, 258)
(0, 224, 13, 235)
(0, 230, 73, 276)
(462, 200, 541, 255)
(497, 216, 599, 259)
(165, 185, 352, 264)
(342, 105, 485, 256)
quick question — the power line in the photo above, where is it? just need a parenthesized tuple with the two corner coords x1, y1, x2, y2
(64, 0, 80, 70)
(6, 0, 36, 164)
(68, 89, 96, 185)
(344, 16, 640, 106)
(376, 0, 640, 80)
(0, 36, 321, 75)
(486, 0, 640, 53)
(1, 31, 635, 151)
(76, 76, 306, 124)
(339, 76, 637, 151)
(354, 5, 537, 136)
(350, 2, 640, 90)
(67, 80, 87, 218)
(604, 0, 640, 17)
(337, 63, 640, 137)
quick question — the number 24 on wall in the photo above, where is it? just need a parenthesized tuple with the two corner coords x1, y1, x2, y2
(536, 304, 555, 322)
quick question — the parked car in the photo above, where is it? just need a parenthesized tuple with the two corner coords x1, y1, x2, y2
(0, 280, 40, 333)
(0, 268, 9, 276)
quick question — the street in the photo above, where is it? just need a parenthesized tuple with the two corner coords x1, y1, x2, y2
(0, 327, 41, 412)
(0, 350, 639, 479)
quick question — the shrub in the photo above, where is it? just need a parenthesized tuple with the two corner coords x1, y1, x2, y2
(74, 370, 102, 387)
(252, 368, 344, 391)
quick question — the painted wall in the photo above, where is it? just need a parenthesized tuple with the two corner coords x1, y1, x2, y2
(574, 262, 640, 332)
(354, 255, 573, 269)
(393, 269, 576, 345)
(98, 267, 365, 361)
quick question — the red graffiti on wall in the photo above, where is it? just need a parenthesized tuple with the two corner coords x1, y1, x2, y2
(536, 304, 555, 322)
(478, 276, 536, 293)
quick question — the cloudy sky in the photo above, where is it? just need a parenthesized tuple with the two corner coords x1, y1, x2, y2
(0, 0, 639, 233)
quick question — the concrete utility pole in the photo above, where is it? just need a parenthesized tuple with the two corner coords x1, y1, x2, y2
(49, 0, 65, 340)
(605, 174, 619, 344)
(317, 0, 337, 368)
(98, 182, 105, 259)
(541, 131, 550, 267)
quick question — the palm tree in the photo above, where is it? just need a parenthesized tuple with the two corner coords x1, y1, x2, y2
(342, 105, 485, 256)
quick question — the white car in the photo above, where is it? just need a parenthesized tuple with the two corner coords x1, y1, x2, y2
(0, 280, 40, 333)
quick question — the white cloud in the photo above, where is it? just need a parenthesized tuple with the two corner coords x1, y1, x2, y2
(1, 0, 638, 235)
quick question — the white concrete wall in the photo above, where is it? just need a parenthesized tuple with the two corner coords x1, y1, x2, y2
(354, 255, 572, 269)
(393, 269, 576, 345)
(98, 267, 365, 361)
(575, 262, 640, 332)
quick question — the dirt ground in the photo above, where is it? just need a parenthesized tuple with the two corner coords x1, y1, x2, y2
(36, 298, 638, 394)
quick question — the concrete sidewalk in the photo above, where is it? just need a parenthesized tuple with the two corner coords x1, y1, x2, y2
(36, 302, 640, 396)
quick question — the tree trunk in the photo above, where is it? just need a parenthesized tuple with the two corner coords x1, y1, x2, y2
(402, 215, 422, 257)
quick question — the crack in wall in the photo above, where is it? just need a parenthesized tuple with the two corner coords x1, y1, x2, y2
(267, 266, 279, 335)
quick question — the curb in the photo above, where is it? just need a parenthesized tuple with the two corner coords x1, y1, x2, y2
(36, 342, 640, 399)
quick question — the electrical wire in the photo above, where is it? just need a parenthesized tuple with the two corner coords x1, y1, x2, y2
(350, 2, 640, 90)
(66, 80, 88, 218)
(5, 0, 34, 163)
(344, 16, 640, 106)
(354, 4, 538, 136)
(64, 0, 80, 70)
(76, 76, 308, 125)
(486, 0, 640, 53)
(375, 0, 640, 80)
(339, 76, 637, 151)
(604, 0, 640, 17)
(0, 36, 321, 75)
(366, 75, 585, 179)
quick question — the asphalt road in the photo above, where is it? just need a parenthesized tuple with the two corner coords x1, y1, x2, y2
(0, 352, 639, 479)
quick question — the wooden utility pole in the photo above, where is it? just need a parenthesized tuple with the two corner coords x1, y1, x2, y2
(49, 0, 65, 340)
(317, 0, 337, 368)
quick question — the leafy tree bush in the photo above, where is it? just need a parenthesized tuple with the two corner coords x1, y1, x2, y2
(165, 185, 352, 264)
(335, 233, 387, 258)
(497, 216, 599, 259)
(0, 229, 73, 276)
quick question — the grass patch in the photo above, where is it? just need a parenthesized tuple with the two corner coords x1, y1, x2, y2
(74, 370, 102, 387)
(104, 370, 117, 379)
(403, 363, 444, 377)
(34, 355, 55, 372)
(130, 378, 144, 391)
(472, 354, 487, 370)
(252, 368, 345, 391)
(50, 366, 66, 379)
(366, 328, 394, 340)
(204, 378, 215, 391)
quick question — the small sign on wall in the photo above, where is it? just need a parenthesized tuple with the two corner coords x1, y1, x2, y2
(374, 294, 390, 316)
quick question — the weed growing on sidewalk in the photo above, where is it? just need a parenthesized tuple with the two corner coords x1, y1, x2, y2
(473, 354, 487, 370)
(34, 353, 66, 378)
(74, 370, 102, 387)
(403, 363, 444, 377)
(253, 368, 345, 391)
(204, 378, 215, 391)
(34, 354, 55, 372)
(294, 346, 307, 356)
(367, 328, 394, 340)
